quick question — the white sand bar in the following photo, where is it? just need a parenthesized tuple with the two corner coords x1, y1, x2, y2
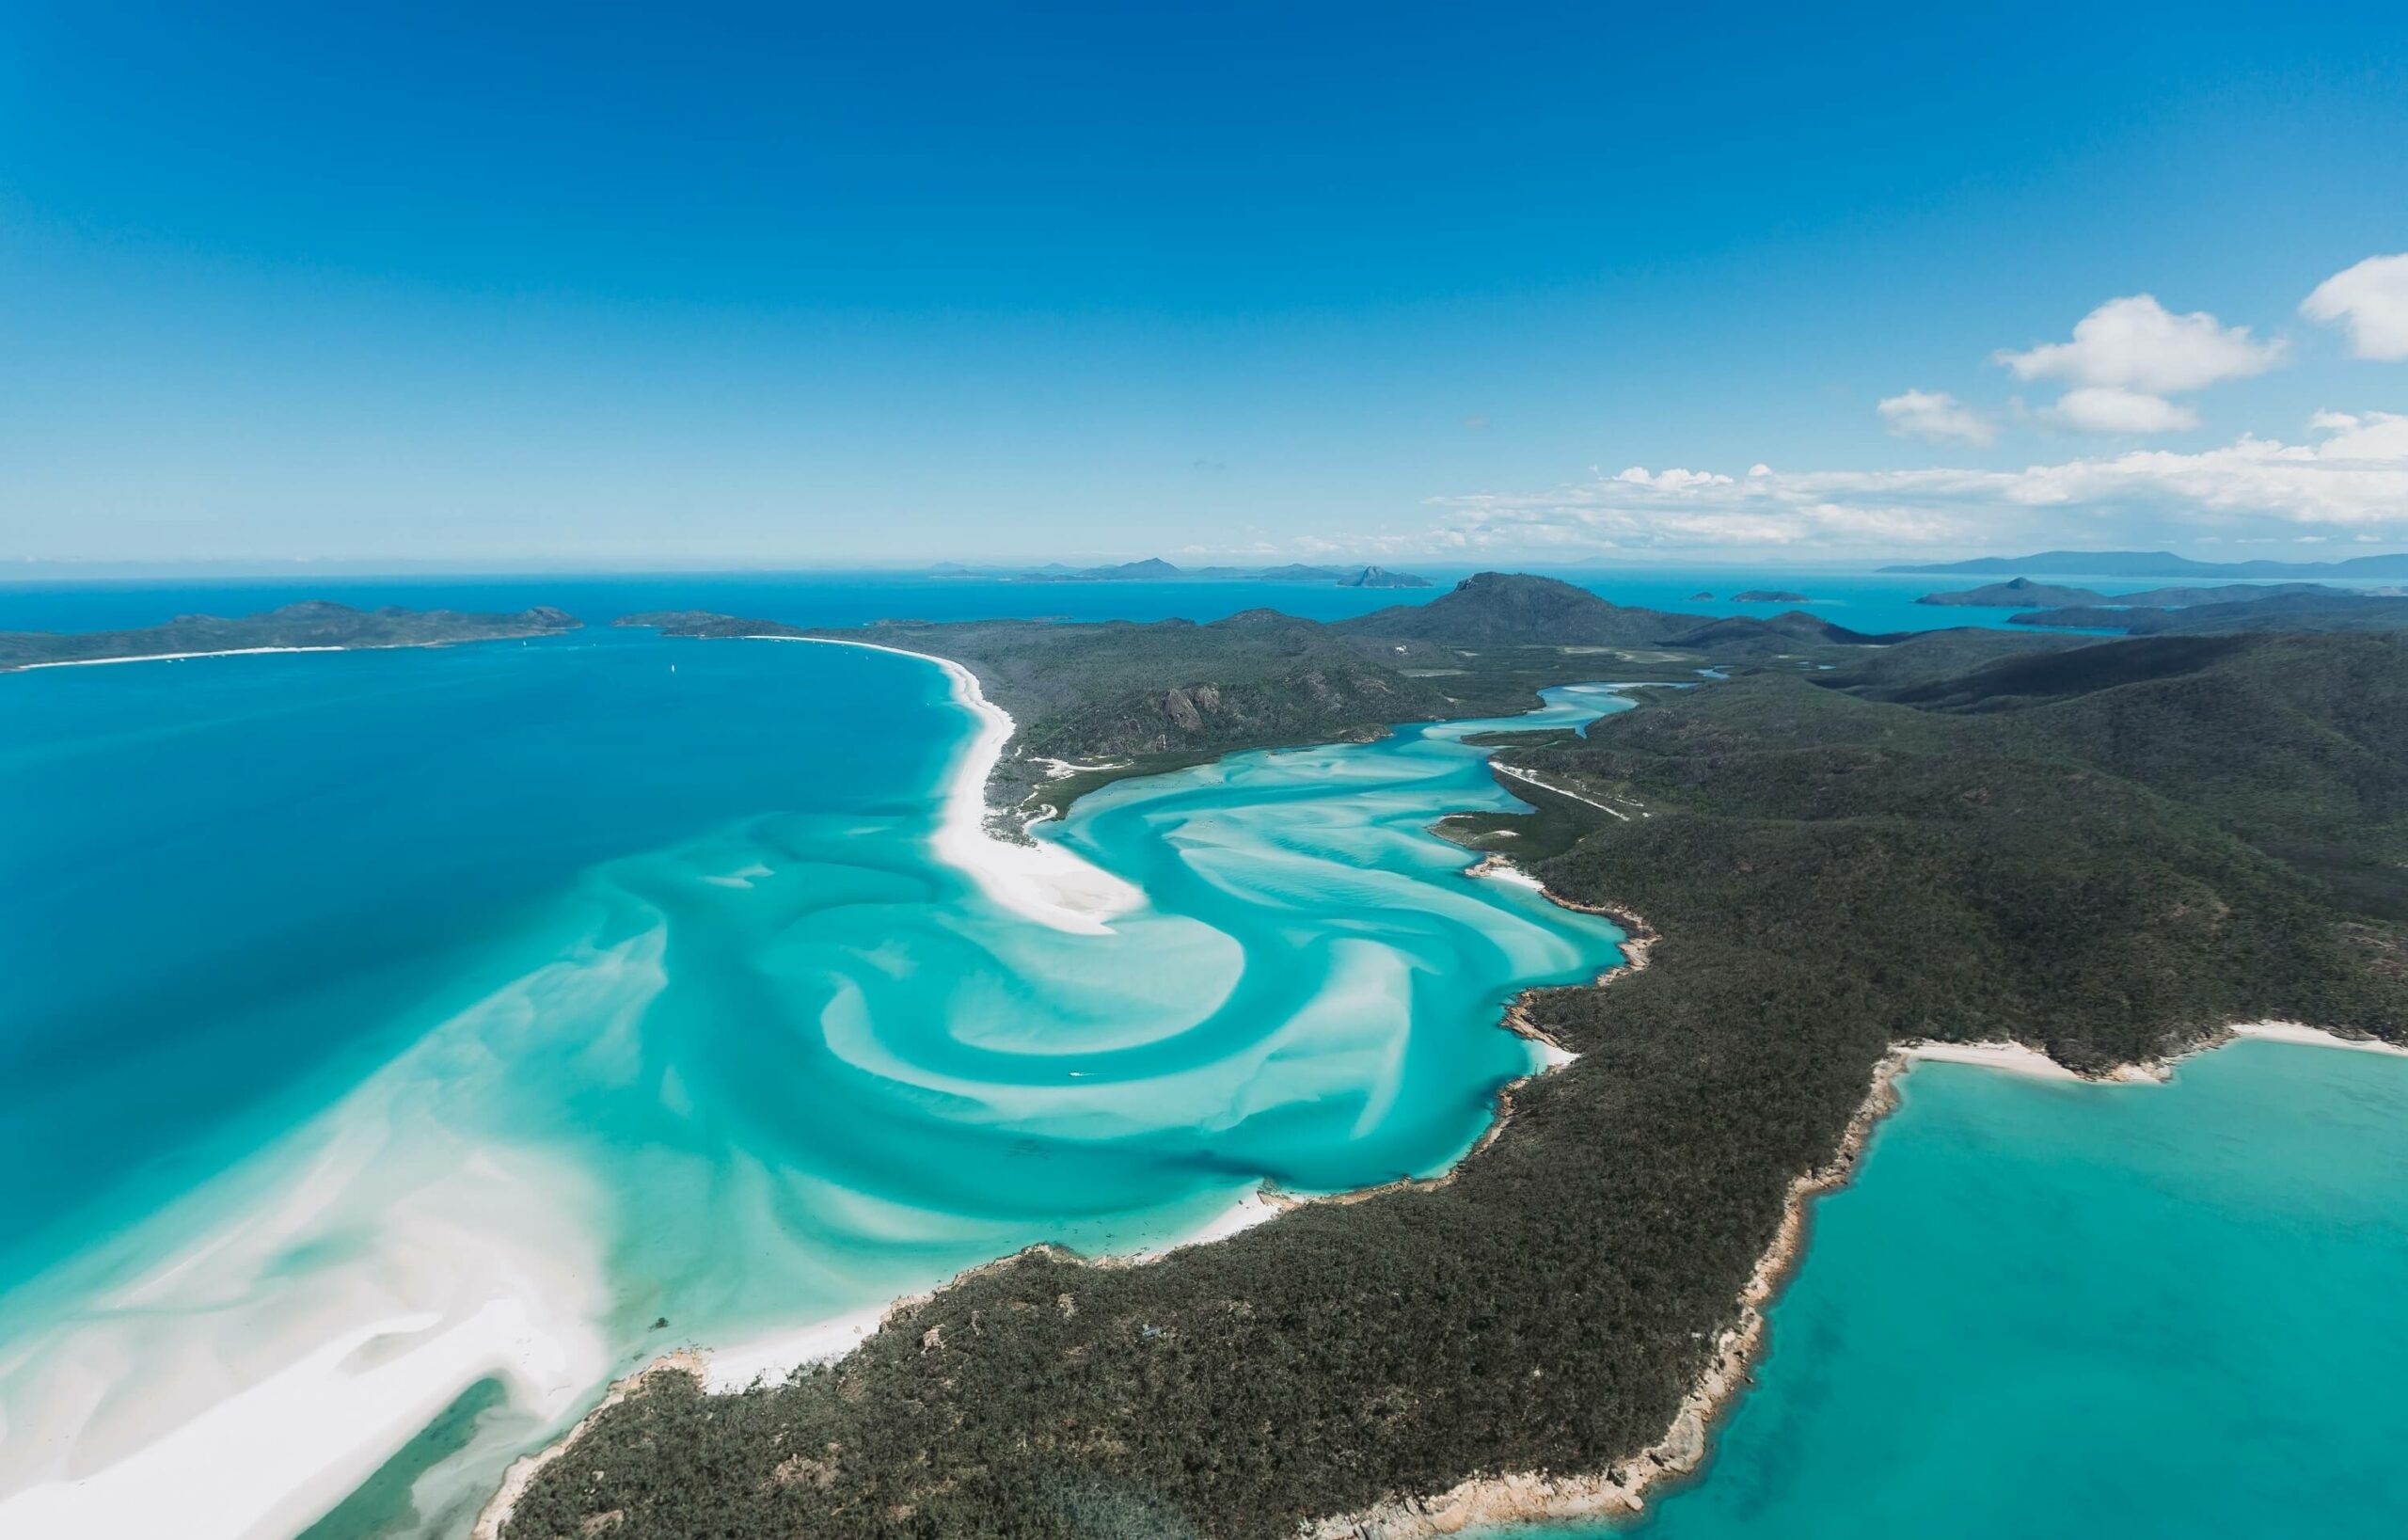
(746, 637, 1142, 934)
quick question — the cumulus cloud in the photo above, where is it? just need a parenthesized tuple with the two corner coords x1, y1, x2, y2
(1877, 389, 1997, 445)
(1387, 411, 2408, 560)
(2047, 386, 2199, 435)
(1993, 294, 2286, 437)
(1996, 294, 2288, 392)
(2302, 252, 2408, 361)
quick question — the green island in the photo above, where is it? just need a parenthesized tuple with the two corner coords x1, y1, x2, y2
(511, 579, 2408, 1540)
(0, 600, 580, 672)
(1907, 575, 2408, 636)
(619, 573, 1884, 821)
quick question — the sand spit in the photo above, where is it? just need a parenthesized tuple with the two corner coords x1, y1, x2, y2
(738, 636, 1142, 934)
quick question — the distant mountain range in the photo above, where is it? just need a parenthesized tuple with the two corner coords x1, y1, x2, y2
(1917, 578, 2355, 609)
(1884, 550, 2408, 579)
(2009, 591, 2408, 636)
(924, 559, 1431, 588)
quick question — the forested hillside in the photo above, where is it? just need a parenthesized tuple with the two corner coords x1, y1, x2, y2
(506, 627, 2408, 1540)
(0, 601, 579, 669)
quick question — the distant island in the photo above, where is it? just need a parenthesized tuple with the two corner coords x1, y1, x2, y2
(1885, 549, 2408, 579)
(1921, 577, 2349, 609)
(0, 600, 580, 672)
(925, 558, 1431, 587)
(1904, 577, 2408, 637)
(1729, 589, 1810, 603)
(1336, 565, 1431, 588)
(2009, 590, 2408, 635)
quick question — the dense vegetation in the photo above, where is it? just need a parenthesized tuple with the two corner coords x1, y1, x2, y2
(504, 625, 2408, 1540)
(619, 606, 1547, 817)
(0, 600, 579, 669)
(625, 576, 1907, 818)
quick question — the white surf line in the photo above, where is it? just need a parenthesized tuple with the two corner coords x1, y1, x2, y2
(737, 635, 1142, 935)
(1493, 763, 1632, 820)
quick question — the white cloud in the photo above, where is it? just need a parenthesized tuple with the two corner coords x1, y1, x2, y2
(2302, 252, 2408, 361)
(1614, 466, 1733, 491)
(1877, 389, 1997, 445)
(1996, 294, 2288, 393)
(2047, 386, 2199, 435)
(1390, 411, 2408, 560)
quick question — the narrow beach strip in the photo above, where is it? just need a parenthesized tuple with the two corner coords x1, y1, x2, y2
(737, 635, 1143, 934)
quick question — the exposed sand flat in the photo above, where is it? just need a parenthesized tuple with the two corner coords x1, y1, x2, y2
(744, 636, 1144, 934)
(0, 1134, 610, 1540)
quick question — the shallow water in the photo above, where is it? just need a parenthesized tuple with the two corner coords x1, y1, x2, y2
(0, 628, 1630, 1538)
(1534, 1042, 2408, 1539)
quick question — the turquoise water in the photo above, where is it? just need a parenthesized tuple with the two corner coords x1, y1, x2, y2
(9, 593, 2405, 1539)
(1547, 1043, 2408, 1539)
(0, 627, 1631, 1537)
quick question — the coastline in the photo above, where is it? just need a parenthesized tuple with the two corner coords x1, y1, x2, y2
(1303, 1014, 2408, 1538)
(2, 634, 575, 675)
(737, 635, 1142, 934)
(4, 644, 356, 672)
(467, 673, 1640, 1540)
(458, 649, 2403, 1540)
(471, 1352, 704, 1540)
(1303, 1052, 1909, 1539)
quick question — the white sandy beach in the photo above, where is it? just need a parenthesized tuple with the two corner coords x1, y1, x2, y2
(744, 636, 1143, 934)
(698, 1300, 893, 1392)
(1905, 1022, 2407, 1086)
(2227, 1020, 2408, 1056)
(1901, 1040, 2090, 1081)
(5, 644, 354, 672)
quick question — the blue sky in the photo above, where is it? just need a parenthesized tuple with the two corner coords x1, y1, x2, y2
(4, 1, 2406, 568)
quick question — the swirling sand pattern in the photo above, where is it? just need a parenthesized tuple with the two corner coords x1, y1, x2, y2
(0, 642, 1629, 1540)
